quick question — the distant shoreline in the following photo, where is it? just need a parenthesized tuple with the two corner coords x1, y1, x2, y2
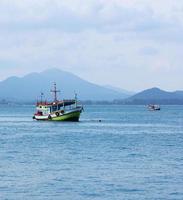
(1, 99, 183, 105)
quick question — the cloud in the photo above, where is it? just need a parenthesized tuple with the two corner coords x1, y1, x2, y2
(0, 0, 183, 90)
(140, 47, 158, 56)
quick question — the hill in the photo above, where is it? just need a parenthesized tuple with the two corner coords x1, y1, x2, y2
(126, 87, 183, 104)
(104, 85, 135, 96)
(0, 68, 130, 102)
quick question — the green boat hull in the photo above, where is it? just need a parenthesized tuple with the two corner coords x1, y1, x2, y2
(49, 110, 81, 122)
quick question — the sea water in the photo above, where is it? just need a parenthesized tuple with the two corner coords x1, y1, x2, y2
(0, 105, 183, 200)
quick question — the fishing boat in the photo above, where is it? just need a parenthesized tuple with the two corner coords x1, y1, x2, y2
(148, 104, 161, 111)
(33, 83, 83, 121)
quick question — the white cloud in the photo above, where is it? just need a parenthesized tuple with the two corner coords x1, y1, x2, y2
(0, 0, 183, 90)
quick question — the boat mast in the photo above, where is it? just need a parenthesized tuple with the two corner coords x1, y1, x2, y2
(40, 92, 44, 103)
(75, 92, 77, 107)
(51, 82, 60, 102)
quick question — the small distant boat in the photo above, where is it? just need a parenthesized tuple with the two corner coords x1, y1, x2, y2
(148, 104, 161, 111)
(33, 83, 83, 121)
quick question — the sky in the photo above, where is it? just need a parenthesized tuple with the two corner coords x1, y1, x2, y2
(0, 0, 183, 91)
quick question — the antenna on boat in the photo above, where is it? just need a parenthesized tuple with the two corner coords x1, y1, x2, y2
(51, 82, 60, 102)
(74, 91, 78, 107)
(74, 92, 77, 100)
(40, 92, 44, 103)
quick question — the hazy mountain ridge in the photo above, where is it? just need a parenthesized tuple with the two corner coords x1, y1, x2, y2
(129, 87, 183, 99)
(0, 69, 183, 104)
(125, 87, 183, 104)
(104, 85, 135, 96)
(0, 68, 130, 102)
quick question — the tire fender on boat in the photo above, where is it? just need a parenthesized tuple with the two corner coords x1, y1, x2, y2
(48, 115, 52, 120)
(55, 112, 60, 117)
(61, 110, 64, 114)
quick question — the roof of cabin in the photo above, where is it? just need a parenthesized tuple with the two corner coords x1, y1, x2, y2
(37, 100, 76, 107)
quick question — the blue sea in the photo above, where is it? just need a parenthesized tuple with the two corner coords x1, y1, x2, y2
(0, 105, 183, 200)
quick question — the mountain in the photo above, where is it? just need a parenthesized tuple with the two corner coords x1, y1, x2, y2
(0, 68, 130, 102)
(104, 85, 135, 96)
(126, 87, 183, 104)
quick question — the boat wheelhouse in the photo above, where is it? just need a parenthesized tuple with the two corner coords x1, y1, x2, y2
(33, 83, 83, 121)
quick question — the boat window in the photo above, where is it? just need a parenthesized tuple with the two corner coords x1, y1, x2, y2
(52, 106, 57, 112)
